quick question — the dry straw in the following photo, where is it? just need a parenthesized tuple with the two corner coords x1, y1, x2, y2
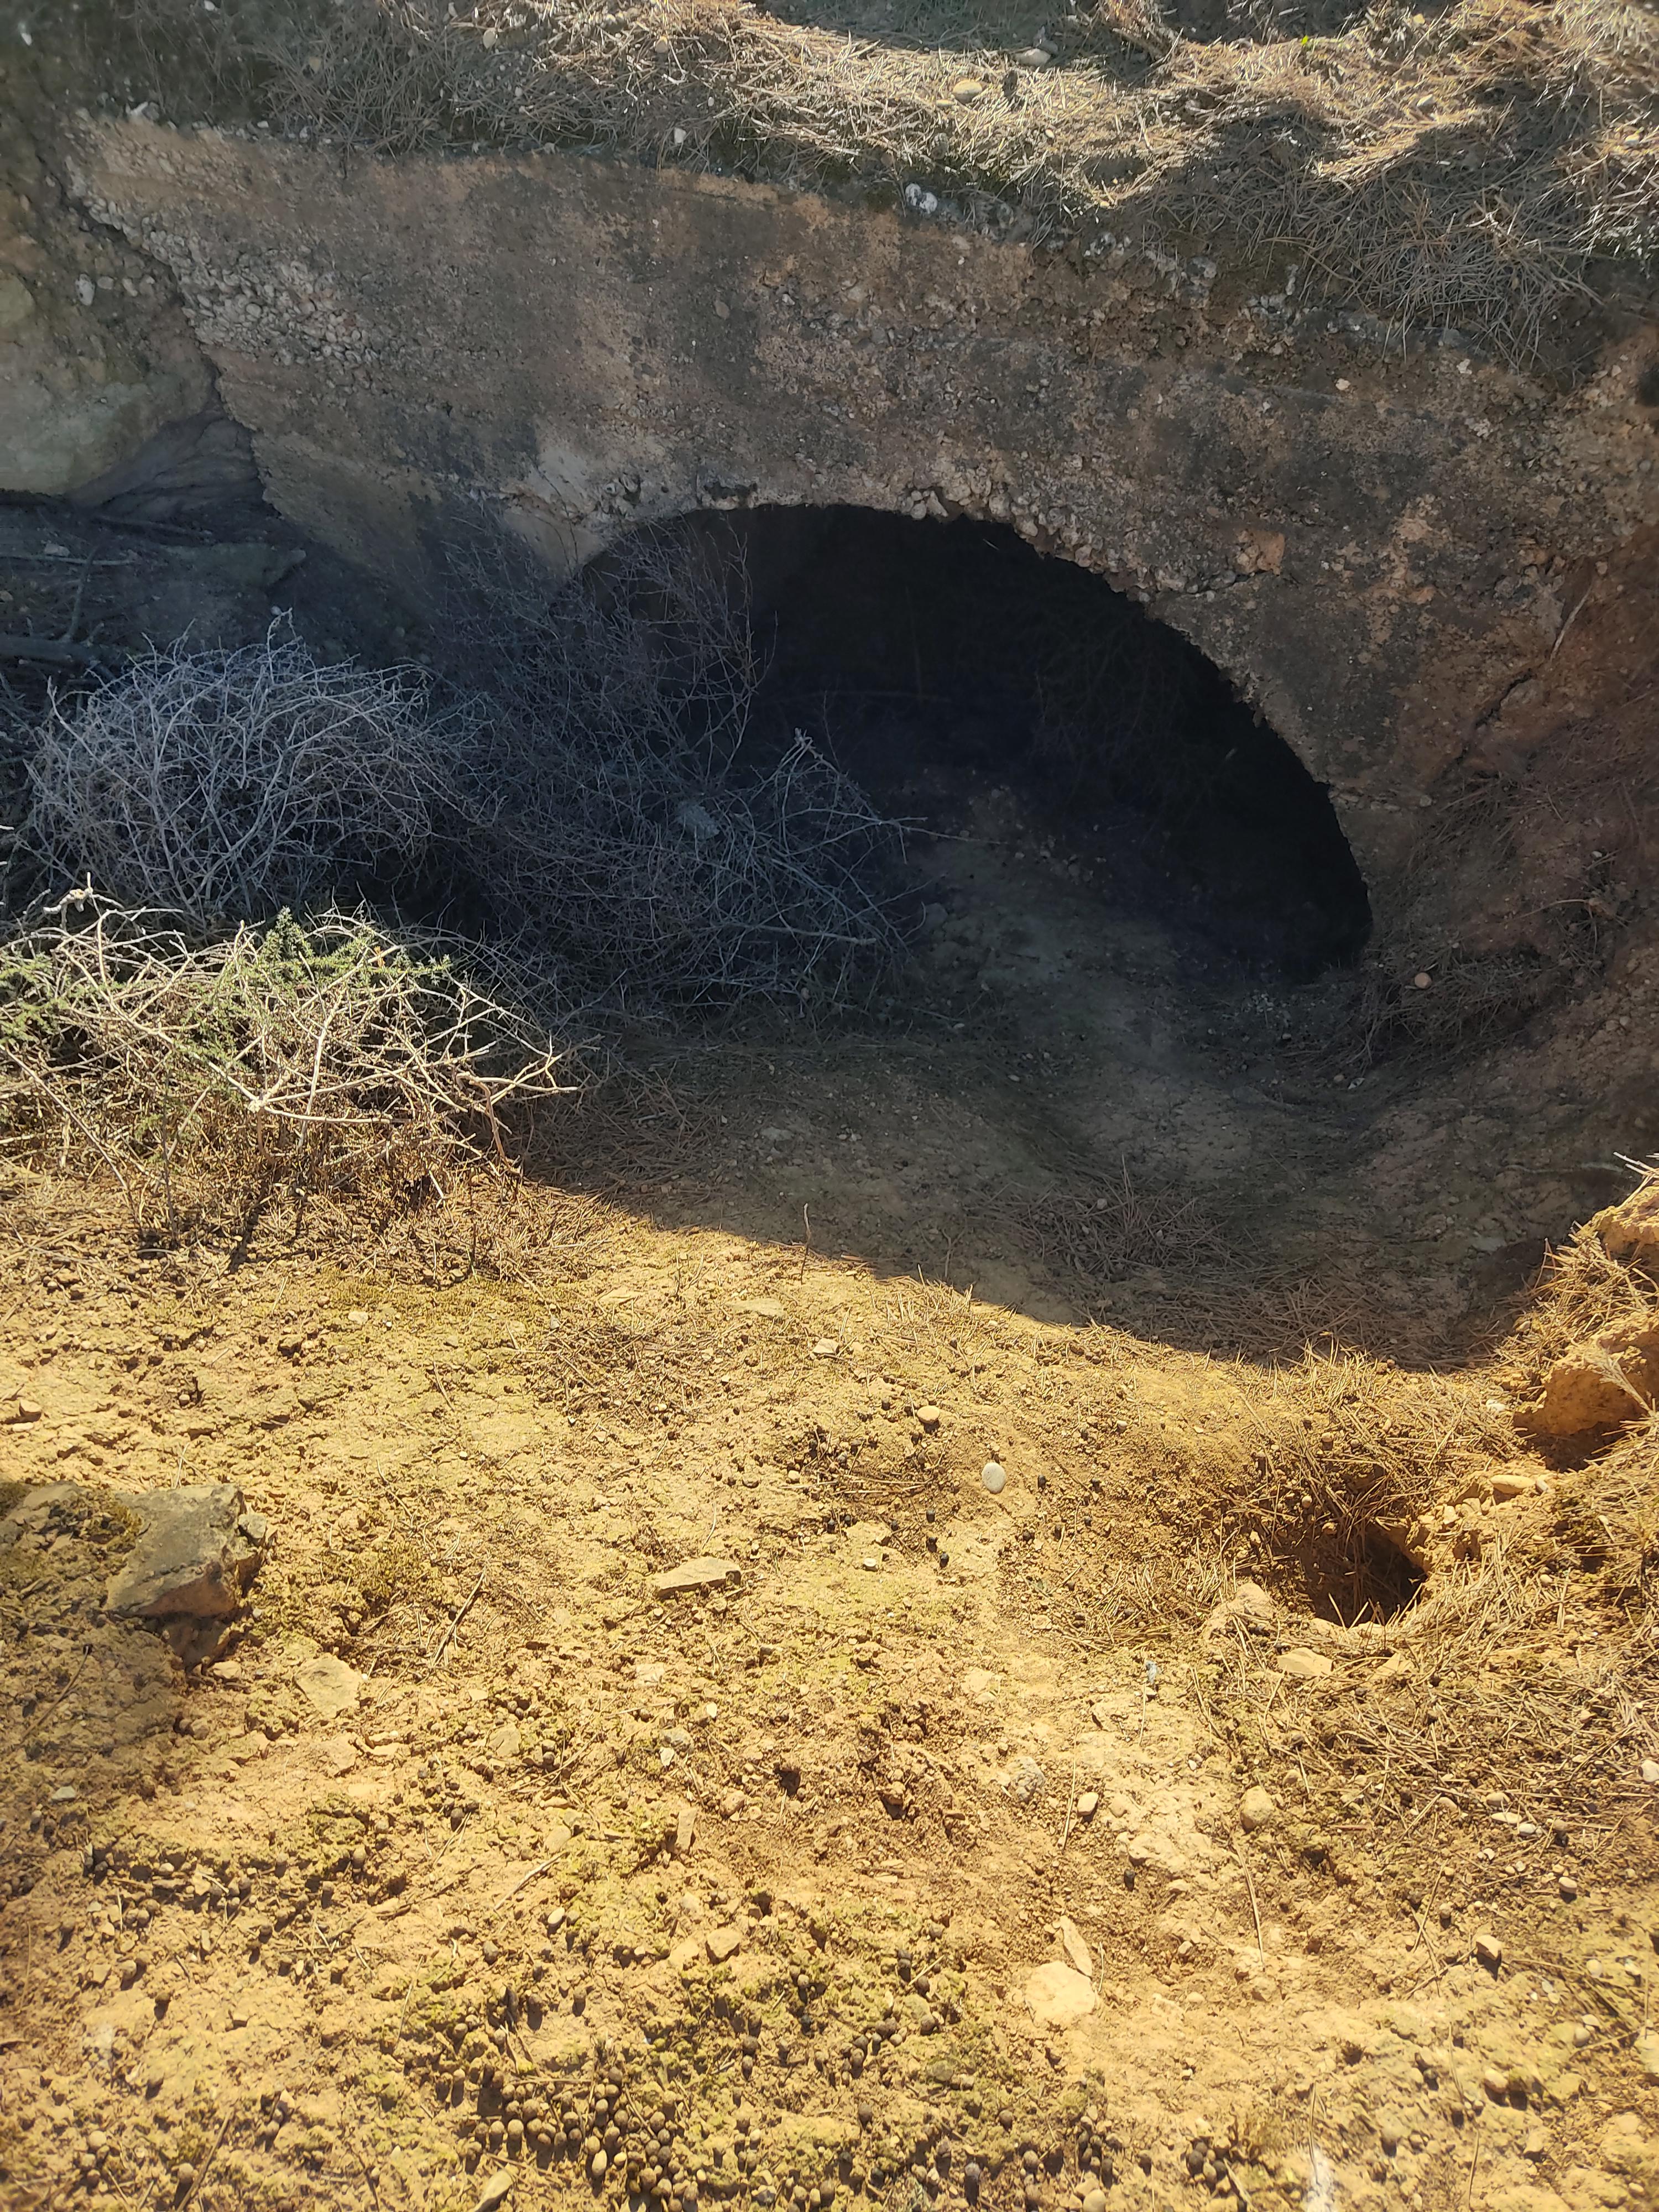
(1010, 1166, 1232, 1288)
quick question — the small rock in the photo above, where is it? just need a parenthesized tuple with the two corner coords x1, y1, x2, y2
(1010, 1756, 1046, 1803)
(916, 1406, 942, 1431)
(653, 1557, 742, 1599)
(812, 1339, 840, 1359)
(1483, 2067, 1510, 2101)
(295, 1653, 361, 1721)
(1203, 1578, 1276, 1641)
(1634, 2033, 1659, 2082)
(1558, 1874, 1578, 1901)
(1075, 1791, 1099, 1819)
(1022, 1961, 1095, 2030)
(1013, 45, 1054, 65)
(951, 77, 984, 101)
(1474, 1932, 1503, 1971)
(1276, 1647, 1334, 1680)
(1376, 2110, 1408, 2155)
(862, 1556, 880, 1572)
(474, 2173, 515, 2212)
(50, 1784, 77, 1803)
(1239, 1786, 1276, 1832)
(982, 1462, 1007, 1494)
(5, 1399, 43, 1423)
(706, 1926, 743, 1963)
(1489, 1473, 1533, 1502)
(105, 1484, 265, 1620)
(1082, 2193, 1107, 2212)
(1641, 1760, 1659, 1786)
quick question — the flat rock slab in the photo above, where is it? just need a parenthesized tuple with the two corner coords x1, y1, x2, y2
(1024, 1961, 1096, 2030)
(105, 1484, 267, 1620)
(296, 1652, 361, 1720)
(653, 1557, 742, 1599)
(1277, 1646, 1335, 1680)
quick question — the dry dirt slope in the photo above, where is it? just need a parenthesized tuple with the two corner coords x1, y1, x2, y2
(1, 1173, 1657, 2212)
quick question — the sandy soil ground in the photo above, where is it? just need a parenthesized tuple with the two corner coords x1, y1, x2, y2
(2, 1134, 1657, 2212)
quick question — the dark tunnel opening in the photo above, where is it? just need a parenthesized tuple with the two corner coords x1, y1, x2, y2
(659, 505, 1372, 984)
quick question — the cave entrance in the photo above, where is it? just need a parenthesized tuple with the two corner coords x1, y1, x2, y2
(661, 504, 1371, 982)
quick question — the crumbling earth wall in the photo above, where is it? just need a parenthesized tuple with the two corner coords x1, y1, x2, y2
(37, 119, 1659, 948)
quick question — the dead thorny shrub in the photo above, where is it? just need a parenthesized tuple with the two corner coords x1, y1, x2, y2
(447, 530, 914, 1013)
(24, 545, 910, 1016)
(24, 622, 471, 927)
(0, 894, 572, 1245)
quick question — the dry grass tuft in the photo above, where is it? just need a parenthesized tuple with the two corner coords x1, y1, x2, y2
(1501, 1168, 1659, 1400)
(1551, 1420, 1659, 1621)
(0, 894, 572, 1246)
(1339, 935, 1563, 1071)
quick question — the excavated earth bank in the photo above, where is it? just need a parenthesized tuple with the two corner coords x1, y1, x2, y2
(3, 23, 1659, 2212)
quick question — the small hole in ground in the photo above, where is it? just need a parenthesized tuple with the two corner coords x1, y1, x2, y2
(1305, 1520, 1428, 1626)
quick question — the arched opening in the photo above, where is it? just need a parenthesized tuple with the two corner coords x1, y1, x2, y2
(653, 505, 1371, 983)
